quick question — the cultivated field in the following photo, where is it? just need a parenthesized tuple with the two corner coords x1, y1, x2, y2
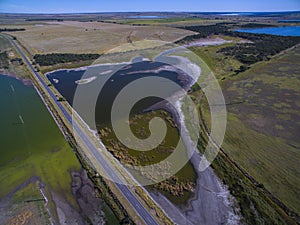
(4, 21, 195, 54)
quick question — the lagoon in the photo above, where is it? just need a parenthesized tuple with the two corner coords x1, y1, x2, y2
(47, 61, 190, 126)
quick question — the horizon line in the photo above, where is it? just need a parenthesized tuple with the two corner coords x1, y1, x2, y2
(0, 10, 299, 15)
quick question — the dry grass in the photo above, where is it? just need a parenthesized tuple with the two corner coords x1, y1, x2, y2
(110, 18, 227, 26)
(5, 21, 194, 54)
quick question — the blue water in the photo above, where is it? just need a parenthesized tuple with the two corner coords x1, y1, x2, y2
(278, 20, 300, 23)
(235, 26, 300, 36)
(128, 15, 167, 19)
(220, 13, 254, 16)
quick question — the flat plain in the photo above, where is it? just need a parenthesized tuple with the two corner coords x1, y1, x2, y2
(6, 21, 195, 54)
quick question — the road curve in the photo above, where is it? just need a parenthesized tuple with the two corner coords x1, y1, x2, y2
(9, 36, 159, 225)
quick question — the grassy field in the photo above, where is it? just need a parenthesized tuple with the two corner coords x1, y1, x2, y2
(223, 48, 300, 214)
(194, 42, 300, 216)
(0, 34, 11, 51)
(2, 21, 194, 54)
(189, 41, 243, 80)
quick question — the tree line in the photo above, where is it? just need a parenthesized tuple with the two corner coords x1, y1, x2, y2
(0, 28, 26, 32)
(34, 53, 101, 66)
(175, 24, 229, 43)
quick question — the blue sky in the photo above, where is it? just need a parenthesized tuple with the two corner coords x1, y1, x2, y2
(0, 0, 299, 13)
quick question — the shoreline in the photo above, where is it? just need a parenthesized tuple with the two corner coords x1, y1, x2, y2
(44, 61, 132, 77)
(147, 94, 240, 224)
(0, 72, 32, 86)
(38, 46, 240, 224)
(143, 52, 240, 223)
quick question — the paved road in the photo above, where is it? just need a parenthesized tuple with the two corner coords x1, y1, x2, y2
(9, 36, 159, 225)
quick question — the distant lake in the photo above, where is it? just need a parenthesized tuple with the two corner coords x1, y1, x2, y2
(128, 15, 168, 19)
(219, 13, 254, 16)
(235, 26, 300, 36)
(278, 20, 300, 23)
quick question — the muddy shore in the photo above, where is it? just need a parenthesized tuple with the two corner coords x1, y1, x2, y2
(52, 170, 106, 225)
(146, 96, 241, 224)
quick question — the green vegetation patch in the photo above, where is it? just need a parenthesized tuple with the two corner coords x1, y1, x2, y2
(193, 43, 300, 221)
(218, 32, 300, 65)
(211, 149, 296, 225)
(188, 29, 300, 222)
(189, 43, 242, 80)
(98, 110, 197, 205)
(0, 34, 31, 77)
(0, 182, 51, 225)
(178, 23, 300, 74)
(176, 24, 230, 42)
(224, 47, 300, 144)
(0, 51, 9, 69)
(194, 92, 299, 224)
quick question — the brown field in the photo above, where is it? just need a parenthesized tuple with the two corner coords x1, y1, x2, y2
(4, 21, 195, 54)
(109, 18, 227, 26)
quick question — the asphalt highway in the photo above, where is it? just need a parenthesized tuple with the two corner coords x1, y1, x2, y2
(10, 37, 159, 225)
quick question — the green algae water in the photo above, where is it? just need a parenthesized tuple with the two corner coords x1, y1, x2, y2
(0, 76, 67, 165)
(0, 75, 119, 224)
(0, 75, 81, 198)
